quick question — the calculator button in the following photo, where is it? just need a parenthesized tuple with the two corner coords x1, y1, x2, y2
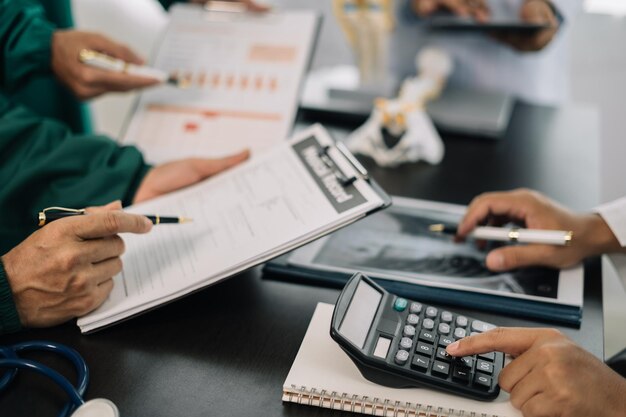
(400, 337, 413, 351)
(425, 307, 438, 318)
(452, 367, 471, 383)
(409, 302, 423, 314)
(456, 356, 473, 369)
(456, 316, 468, 327)
(431, 361, 450, 378)
(476, 359, 494, 375)
(403, 325, 416, 338)
(394, 298, 408, 312)
(438, 336, 454, 347)
(471, 320, 496, 333)
(440, 311, 453, 323)
(373, 337, 392, 359)
(436, 347, 452, 362)
(416, 342, 433, 356)
(474, 373, 492, 389)
(418, 330, 436, 343)
(406, 314, 420, 326)
(422, 318, 435, 330)
(478, 351, 495, 361)
(454, 328, 467, 339)
(438, 323, 450, 335)
(411, 355, 430, 372)
(394, 350, 410, 365)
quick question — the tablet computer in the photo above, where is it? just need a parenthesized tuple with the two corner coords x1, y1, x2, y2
(425, 0, 552, 33)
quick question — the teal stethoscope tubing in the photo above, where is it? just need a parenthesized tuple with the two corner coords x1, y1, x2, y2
(0, 341, 88, 417)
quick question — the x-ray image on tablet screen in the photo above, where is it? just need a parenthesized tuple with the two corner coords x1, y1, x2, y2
(288, 197, 583, 306)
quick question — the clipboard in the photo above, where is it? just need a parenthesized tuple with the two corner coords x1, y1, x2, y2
(77, 124, 391, 333)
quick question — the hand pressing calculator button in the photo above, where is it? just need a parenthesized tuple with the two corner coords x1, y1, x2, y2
(331, 273, 505, 401)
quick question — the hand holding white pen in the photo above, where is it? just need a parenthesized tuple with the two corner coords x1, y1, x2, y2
(430, 224, 573, 246)
(51, 30, 162, 99)
(78, 50, 186, 88)
(452, 189, 622, 272)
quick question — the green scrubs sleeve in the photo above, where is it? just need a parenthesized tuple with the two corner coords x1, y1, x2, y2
(0, 0, 56, 92)
(0, 258, 21, 335)
(0, 94, 152, 255)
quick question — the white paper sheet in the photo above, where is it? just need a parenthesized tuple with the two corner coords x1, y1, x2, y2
(122, 5, 318, 162)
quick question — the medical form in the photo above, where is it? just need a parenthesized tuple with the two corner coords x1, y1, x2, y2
(122, 4, 319, 162)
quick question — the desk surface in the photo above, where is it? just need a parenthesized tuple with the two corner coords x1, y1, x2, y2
(0, 102, 602, 417)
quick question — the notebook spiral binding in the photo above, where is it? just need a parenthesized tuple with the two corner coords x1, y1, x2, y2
(284, 384, 502, 417)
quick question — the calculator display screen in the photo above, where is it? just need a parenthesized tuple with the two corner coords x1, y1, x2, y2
(338, 280, 382, 349)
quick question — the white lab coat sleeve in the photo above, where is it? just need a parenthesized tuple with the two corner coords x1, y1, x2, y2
(596, 197, 626, 247)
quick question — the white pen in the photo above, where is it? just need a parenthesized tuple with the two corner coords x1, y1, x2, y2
(429, 224, 573, 246)
(78, 49, 188, 88)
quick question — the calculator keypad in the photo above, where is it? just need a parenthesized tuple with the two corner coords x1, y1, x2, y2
(386, 297, 503, 395)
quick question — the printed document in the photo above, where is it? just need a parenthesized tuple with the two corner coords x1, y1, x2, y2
(78, 125, 388, 333)
(122, 4, 319, 163)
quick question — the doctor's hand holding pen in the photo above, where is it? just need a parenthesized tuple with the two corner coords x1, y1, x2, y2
(1, 202, 152, 328)
(51, 2, 270, 100)
(455, 188, 622, 271)
(52, 30, 161, 100)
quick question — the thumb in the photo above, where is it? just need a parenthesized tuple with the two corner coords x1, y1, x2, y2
(85, 200, 123, 214)
(194, 149, 250, 178)
(446, 328, 546, 357)
(485, 245, 551, 271)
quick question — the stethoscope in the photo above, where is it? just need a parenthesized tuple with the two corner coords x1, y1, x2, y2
(0, 341, 119, 417)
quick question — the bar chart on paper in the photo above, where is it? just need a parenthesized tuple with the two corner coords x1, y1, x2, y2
(122, 5, 318, 163)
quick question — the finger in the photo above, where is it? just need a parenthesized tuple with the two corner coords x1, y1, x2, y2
(85, 200, 123, 214)
(87, 69, 161, 91)
(497, 348, 542, 392)
(83, 236, 126, 263)
(457, 191, 532, 237)
(507, 367, 545, 410)
(440, 0, 469, 16)
(193, 149, 251, 177)
(89, 34, 145, 65)
(90, 257, 123, 285)
(485, 245, 554, 271)
(243, 0, 271, 12)
(470, 0, 490, 22)
(446, 327, 550, 357)
(73, 279, 114, 316)
(520, 393, 554, 417)
(414, 0, 438, 16)
(457, 193, 507, 237)
(72, 211, 153, 240)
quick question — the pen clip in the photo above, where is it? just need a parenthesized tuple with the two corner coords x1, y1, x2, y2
(38, 207, 86, 227)
(317, 144, 370, 187)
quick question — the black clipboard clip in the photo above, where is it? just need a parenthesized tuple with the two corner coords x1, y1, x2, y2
(318, 142, 370, 187)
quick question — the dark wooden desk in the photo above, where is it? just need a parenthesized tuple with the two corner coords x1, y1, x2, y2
(0, 102, 602, 417)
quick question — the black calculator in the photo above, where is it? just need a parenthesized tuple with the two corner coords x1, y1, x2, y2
(330, 273, 504, 401)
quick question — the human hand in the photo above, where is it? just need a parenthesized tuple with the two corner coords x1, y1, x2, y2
(446, 328, 626, 417)
(492, 0, 559, 52)
(187, 0, 270, 12)
(456, 189, 620, 271)
(1, 202, 153, 327)
(51, 30, 160, 100)
(133, 150, 250, 203)
(411, 0, 490, 23)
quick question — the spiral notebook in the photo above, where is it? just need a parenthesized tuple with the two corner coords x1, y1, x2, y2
(282, 303, 521, 417)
